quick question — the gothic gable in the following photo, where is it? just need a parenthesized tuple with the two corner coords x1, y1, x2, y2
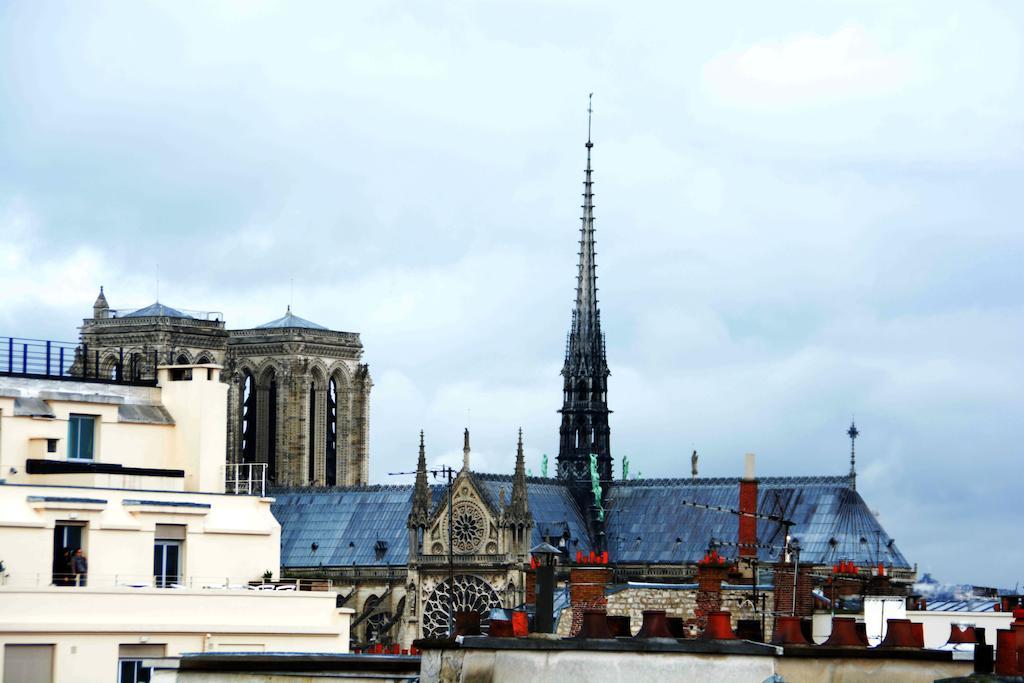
(425, 473, 500, 557)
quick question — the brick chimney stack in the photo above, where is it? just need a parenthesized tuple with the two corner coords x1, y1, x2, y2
(567, 566, 611, 636)
(738, 453, 758, 559)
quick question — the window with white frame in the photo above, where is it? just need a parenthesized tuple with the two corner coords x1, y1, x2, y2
(118, 644, 165, 683)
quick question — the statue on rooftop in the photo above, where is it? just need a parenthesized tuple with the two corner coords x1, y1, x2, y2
(589, 454, 604, 521)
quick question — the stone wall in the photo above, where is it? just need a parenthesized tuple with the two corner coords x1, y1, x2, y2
(599, 586, 774, 638)
(556, 567, 611, 637)
(418, 643, 971, 683)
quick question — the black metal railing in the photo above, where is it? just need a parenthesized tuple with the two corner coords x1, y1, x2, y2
(0, 337, 158, 386)
(108, 307, 224, 321)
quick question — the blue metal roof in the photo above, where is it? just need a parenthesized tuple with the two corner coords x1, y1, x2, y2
(604, 476, 910, 568)
(473, 474, 594, 555)
(273, 486, 414, 568)
(272, 475, 594, 568)
(123, 302, 192, 318)
(271, 475, 908, 570)
(257, 307, 327, 330)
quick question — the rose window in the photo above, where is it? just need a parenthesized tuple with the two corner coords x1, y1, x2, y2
(446, 501, 486, 554)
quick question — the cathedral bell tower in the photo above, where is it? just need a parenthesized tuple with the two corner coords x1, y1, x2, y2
(557, 96, 612, 550)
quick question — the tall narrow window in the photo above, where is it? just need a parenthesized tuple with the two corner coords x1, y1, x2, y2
(307, 382, 316, 483)
(267, 377, 277, 484)
(152, 540, 181, 589)
(241, 373, 256, 464)
(52, 522, 85, 586)
(326, 378, 337, 486)
(153, 524, 184, 588)
(153, 541, 181, 588)
(67, 414, 95, 461)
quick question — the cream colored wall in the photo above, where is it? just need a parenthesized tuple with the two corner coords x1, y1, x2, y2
(420, 648, 778, 683)
(1, 366, 229, 494)
(907, 609, 1012, 649)
(0, 588, 352, 683)
(0, 397, 171, 477)
(10, 471, 186, 491)
(775, 656, 970, 683)
(158, 366, 227, 494)
(0, 368, 336, 683)
(0, 484, 278, 587)
(812, 608, 1013, 649)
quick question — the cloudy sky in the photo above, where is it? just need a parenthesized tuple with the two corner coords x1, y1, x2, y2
(2, 1, 1022, 586)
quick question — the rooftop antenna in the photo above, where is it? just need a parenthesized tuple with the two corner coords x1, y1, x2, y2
(289, 277, 294, 313)
(847, 418, 859, 491)
(156, 262, 160, 303)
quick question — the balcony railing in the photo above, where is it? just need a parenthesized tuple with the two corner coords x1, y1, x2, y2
(226, 463, 267, 497)
(108, 307, 224, 322)
(0, 336, 158, 386)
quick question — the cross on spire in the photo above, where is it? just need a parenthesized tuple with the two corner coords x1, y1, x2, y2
(847, 419, 859, 491)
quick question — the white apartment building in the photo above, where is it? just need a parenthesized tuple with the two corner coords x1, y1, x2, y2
(0, 345, 351, 683)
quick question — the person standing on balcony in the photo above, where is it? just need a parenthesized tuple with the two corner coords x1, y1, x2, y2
(71, 548, 88, 587)
(58, 550, 72, 586)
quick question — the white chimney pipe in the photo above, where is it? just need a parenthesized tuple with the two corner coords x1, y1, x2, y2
(744, 452, 756, 481)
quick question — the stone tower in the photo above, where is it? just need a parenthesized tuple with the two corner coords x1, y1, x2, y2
(225, 307, 371, 487)
(77, 291, 371, 487)
(556, 100, 612, 549)
(79, 290, 228, 380)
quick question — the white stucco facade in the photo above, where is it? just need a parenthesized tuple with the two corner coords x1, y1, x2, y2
(0, 367, 352, 683)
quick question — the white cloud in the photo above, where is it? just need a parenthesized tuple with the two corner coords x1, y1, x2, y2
(0, 201, 107, 318)
(702, 24, 912, 108)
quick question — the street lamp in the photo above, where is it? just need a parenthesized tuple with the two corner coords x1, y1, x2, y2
(531, 542, 561, 634)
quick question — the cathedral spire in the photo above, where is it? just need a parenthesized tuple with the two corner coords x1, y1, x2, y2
(557, 96, 613, 551)
(410, 431, 431, 522)
(509, 428, 529, 518)
(462, 427, 471, 471)
(573, 93, 599, 340)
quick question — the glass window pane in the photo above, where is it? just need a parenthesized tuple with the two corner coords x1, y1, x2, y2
(166, 544, 179, 584)
(67, 418, 79, 459)
(79, 417, 94, 460)
(153, 544, 162, 586)
(68, 415, 95, 460)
